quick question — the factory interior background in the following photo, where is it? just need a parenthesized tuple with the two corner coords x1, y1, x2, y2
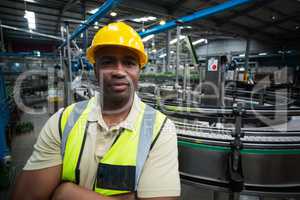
(1, 0, 300, 199)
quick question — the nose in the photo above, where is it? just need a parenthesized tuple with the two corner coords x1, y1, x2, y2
(111, 60, 126, 77)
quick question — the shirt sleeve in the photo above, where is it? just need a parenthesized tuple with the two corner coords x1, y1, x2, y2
(137, 118, 181, 198)
(23, 109, 63, 170)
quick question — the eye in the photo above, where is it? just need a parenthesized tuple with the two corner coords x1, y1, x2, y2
(123, 60, 137, 67)
(100, 60, 114, 65)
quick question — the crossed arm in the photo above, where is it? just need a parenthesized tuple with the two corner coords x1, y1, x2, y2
(11, 165, 178, 200)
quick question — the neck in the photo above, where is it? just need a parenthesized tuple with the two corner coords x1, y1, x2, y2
(101, 95, 134, 127)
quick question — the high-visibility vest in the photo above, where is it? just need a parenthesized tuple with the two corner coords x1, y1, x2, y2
(59, 97, 167, 196)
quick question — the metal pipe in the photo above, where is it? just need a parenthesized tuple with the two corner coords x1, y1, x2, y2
(244, 39, 250, 69)
(59, 0, 120, 48)
(183, 64, 188, 101)
(139, 0, 253, 37)
(66, 23, 73, 83)
(166, 30, 171, 73)
(60, 26, 64, 76)
(0, 20, 5, 52)
(81, 0, 88, 53)
(0, 24, 63, 41)
(64, 22, 73, 106)
(175, 26, 181, 88)
(59, 49, 63, 73)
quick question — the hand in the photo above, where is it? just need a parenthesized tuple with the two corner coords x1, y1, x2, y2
(52, 182, 75, 200)
(113, 192, 136, 200)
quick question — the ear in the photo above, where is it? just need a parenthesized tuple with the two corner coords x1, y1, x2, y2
(93, 64, 99, 82)
(137, 67, 140, 79)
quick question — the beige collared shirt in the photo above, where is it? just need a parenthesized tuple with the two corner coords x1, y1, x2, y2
(24, 92, 181, 198)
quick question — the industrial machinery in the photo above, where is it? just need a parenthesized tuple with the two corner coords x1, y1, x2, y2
(138, 54, 300, 199)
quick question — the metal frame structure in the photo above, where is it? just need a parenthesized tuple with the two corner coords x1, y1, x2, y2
(59, 0, 120, 48)
(0, 24, 63, 41)
(139, 0, 254, 37)
(59, 0, 120, 106)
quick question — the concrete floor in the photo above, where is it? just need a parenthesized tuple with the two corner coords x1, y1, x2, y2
(0, 108, 50, 200)
(1, 105, 299, 200)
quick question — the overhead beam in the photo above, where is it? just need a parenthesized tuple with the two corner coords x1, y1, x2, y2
(167, 0, 186, 14)
(85, 0, 169, 18)
(14, 0, 65, 10)
(243, 14, 291, 33)
(169, 0, 279, 42)
(0, 14, 58, 27)
(1, 24, 63, 40)
(266, 6, 300, 24)
(209, 15, 279, 39)
(0, 0, 83, 20)
(55, 0, 79, 34)
(255, 12, 300, 31)
(2, 21, 58, 34)
(215, 0, 275, 23)
(139, 0, 254, 37)
(4, 33, 60, 42)
(0, 7, 75, 23)
(207, 1, 291, 34)
(59, 0, 120, 48)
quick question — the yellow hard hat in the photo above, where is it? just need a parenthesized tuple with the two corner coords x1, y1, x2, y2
(86, 22, 148, 68)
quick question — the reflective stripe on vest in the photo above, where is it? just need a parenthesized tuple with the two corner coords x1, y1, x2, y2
(60, 99, 94, 184)
(60, 98, 167, 196)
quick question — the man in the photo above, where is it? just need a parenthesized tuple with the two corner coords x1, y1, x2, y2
(12, 22, 180, 200)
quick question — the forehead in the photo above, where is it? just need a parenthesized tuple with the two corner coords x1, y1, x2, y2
(94, 46, 139, 60)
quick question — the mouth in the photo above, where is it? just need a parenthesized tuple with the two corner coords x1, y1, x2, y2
(110, 82, 129, 92)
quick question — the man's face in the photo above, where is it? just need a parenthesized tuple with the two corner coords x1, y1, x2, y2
(94, 46, 140, 104)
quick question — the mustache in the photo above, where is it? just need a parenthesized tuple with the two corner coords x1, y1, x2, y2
(110, 79, 130, 85)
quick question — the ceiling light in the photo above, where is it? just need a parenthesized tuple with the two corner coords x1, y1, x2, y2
(94, 21, 98, 25)
(192, 38, 208, 45)
(159, 53, 166, 58)
(24, 0, 37, 3)
(142, 34, 154, 42)
(94, 25, 99, 29)
(24, 10, 36, 30)
(258, 52, 267, 56)
(271, 15, 276, 20)
(147, 16, 157, 21)
(151, 49, 157, 53)
(170, 35, 186, 45)
(180, 25, 192, 29)
(239, 54, 245, 57)
(132, 16, 157, 23)
(110, 12, 117, 17)
(89, 8, 98, 14)
(80, 33, 83, 38)
(296, 26, 299, 30)
(170, 51, 175, 54)
(239, 67, 245, 72)
(159, 20, 166, 25)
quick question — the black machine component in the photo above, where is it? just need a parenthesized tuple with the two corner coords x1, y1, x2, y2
(228, 103, 245, 196)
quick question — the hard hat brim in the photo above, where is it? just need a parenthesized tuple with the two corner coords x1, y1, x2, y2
(86, 44, 148, 68)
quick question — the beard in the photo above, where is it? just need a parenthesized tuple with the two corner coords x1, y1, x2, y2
(96, 79, 136, 114)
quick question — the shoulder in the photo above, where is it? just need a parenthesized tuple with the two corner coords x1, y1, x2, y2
(23, 109, 64, 170)
(137, 118, 180, 198)
(153, 118, 177, 149)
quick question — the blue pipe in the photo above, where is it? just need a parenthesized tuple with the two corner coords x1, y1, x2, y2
(139, 0, 253, 37)
(59, 0, 120, 48)
(0, 52, 56, 57)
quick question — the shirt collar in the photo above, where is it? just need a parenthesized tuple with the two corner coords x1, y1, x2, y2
(88, 91, 142, 132)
